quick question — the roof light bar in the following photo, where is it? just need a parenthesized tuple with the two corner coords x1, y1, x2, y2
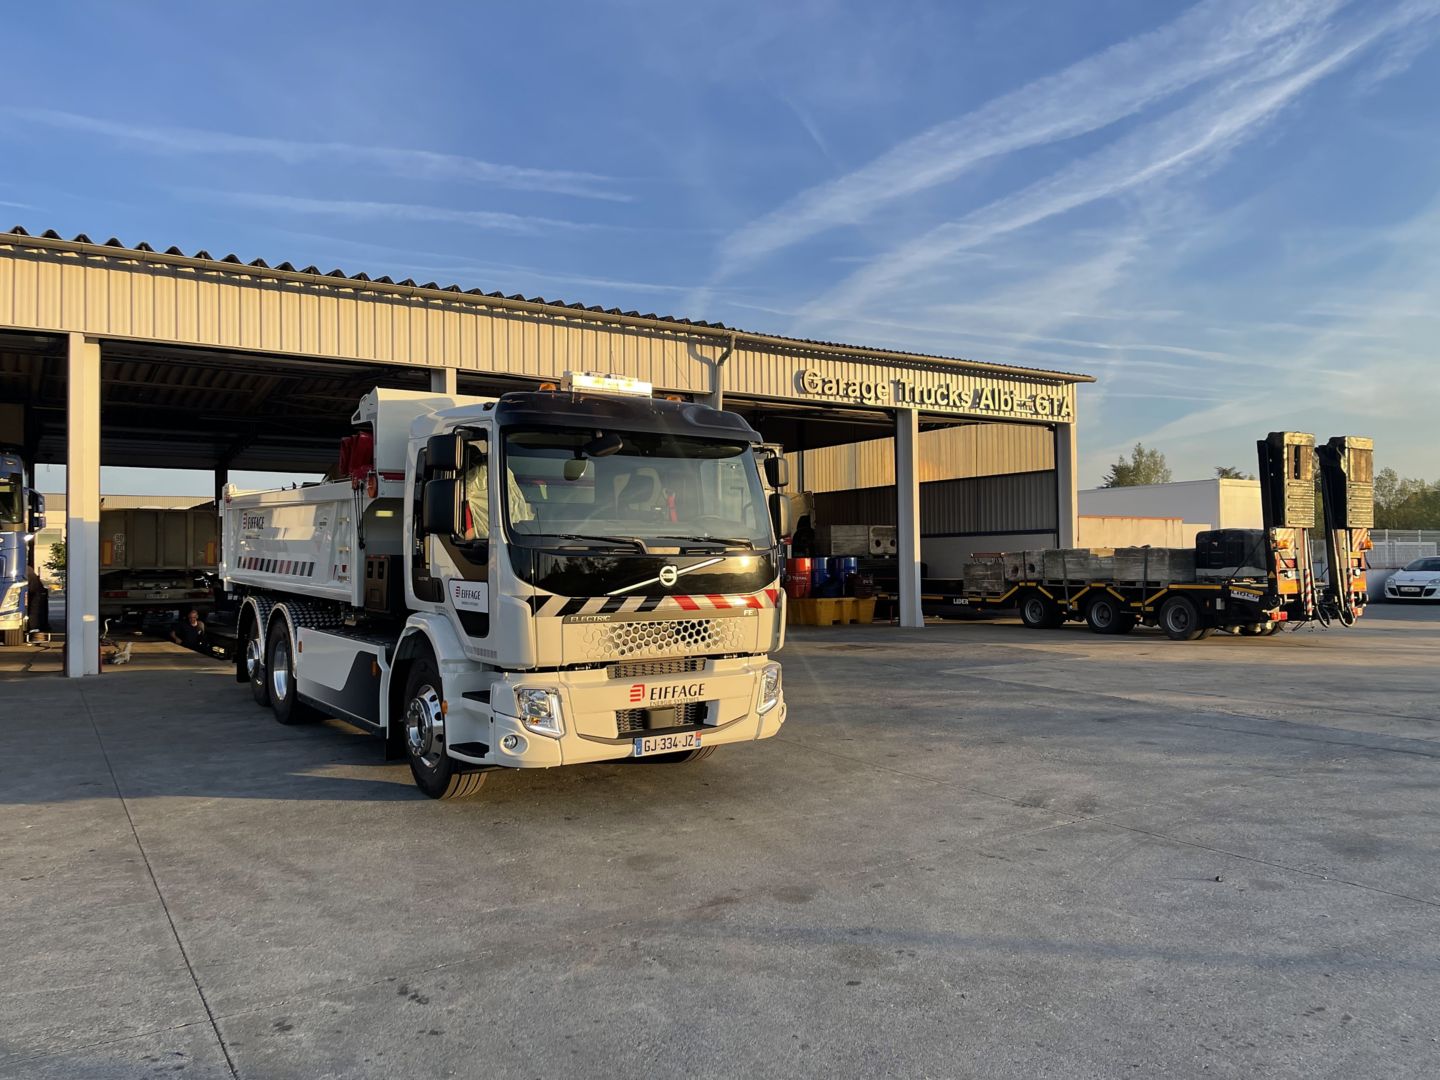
(562, 371, 652, 397)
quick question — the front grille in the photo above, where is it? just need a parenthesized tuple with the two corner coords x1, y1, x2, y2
(582, 617, 746, 661)
(608, 657, 706, 680)
(616, 702, 709, 734)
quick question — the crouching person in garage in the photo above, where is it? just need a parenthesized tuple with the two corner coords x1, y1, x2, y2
(170, 607, 207, 652)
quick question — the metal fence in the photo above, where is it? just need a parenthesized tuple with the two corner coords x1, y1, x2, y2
(1369, 529, 1440, 569)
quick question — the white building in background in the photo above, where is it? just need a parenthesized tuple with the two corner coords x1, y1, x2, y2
(1079, 478, 1262, 547)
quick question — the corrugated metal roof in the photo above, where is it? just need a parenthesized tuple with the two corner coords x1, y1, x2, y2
(1, 226, 1094, 384)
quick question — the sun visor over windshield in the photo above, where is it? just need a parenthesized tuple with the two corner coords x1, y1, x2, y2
(492, 392, 761, 443)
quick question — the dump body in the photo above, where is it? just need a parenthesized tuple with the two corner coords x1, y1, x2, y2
(98, 503, 219, 617)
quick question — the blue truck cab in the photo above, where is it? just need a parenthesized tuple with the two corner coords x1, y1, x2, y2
(0, 447, 45, 645)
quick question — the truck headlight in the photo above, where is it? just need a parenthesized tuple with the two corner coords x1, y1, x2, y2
(758, 663, 782, 715)
(516, 688, 564, 737)
(0, 583, 21, 612)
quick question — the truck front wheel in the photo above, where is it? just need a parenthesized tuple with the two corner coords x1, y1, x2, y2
(402, 658, 488, 800)
(1158, 596, 1210, 641)
(2, 627, 22, 647)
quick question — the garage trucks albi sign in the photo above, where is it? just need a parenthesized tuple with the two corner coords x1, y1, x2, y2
(794, 367, 1073, 422)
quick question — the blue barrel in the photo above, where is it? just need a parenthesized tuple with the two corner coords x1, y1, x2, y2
(809, 558, 831, 594)
(831, 556, 860, 594)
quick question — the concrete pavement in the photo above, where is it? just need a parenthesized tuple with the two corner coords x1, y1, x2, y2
(2, 607, 1439, 1078)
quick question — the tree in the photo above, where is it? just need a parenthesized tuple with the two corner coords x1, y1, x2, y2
(1101, 444, 1172, 487)
(1214, 465, 1255, 480)
(1372, 468, 1440, 529)
(45, 541, 66, 589)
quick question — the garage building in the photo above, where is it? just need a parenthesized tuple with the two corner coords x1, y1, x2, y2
(0, 228, 1094, 675)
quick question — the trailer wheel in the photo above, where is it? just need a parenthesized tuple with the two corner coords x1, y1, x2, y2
(632, 745, 718, 765)
(1084, 595, 1134, 635)
(1019, 593, 1062, 630)
(1158, 596, 1208, 641)
(244, 615, 268, 705)
(266, 619, 318, 724)
(403, 657, 488, 800)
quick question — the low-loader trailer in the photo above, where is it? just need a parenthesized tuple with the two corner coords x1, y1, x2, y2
(221, 374, 792, 799)
(944, 431, 1373, 640)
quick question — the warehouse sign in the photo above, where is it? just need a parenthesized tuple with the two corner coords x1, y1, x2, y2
(796, 369, 1072, 420)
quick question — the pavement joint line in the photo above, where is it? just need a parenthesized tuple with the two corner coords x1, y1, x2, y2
(775, 735, 1440, 914)
(76, 687, 242, 1080)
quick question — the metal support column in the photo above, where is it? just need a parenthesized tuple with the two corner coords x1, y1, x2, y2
(66, 333, 101, 677)
(430, 367, 457, 396)
(895, 407, 923, 629)
(214, 466, 229, 508)
(1054, 420, 1078, 547)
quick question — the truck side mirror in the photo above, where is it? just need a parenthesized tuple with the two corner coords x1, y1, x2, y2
(426, 432, 465, 474)
(768, 492, 794, 541)
(764, 455, 789, 489)
(29, 492, 45, 533)
(421, 478, 461, 537)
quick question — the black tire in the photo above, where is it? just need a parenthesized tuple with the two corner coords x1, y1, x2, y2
(632, 745, 718, 765)
(1158, 596, 1207, 641)
(244, 613, 269, 705)
(402, 657, 488, 800)
(1019, 592, 1062, 630)
(1084, 594, 1130, 635)
(266, 618, 317, 724)
(2, 627, 23, 647)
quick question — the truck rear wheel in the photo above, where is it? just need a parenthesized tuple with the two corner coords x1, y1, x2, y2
(1019, 593, 1062, 630)
(403, 657, 488, 800)
(1085, 595, 1135, 635)
(1158, 596, 1209, 641)
(266, 619, 318, 724)
(245, 615, 268, 705)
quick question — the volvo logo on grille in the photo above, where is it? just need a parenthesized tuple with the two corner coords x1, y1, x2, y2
(658, 565, 679, 587)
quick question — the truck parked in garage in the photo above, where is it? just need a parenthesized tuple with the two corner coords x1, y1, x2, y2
(0, 446, 46, 645)
(221, 374, 792, 799)
(99, 502, 219, 622)
(904, 432, 1374, 640)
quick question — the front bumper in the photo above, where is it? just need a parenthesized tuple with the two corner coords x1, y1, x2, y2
(445, 656, 786, 768)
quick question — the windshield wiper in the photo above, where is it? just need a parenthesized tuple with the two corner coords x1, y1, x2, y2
(653, 535, 756, 551)
(543, 533, 650, 553)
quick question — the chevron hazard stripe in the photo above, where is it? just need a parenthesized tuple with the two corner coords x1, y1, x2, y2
(527, 589, 781, 618)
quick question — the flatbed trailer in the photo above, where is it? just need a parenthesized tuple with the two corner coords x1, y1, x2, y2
(950, 576, 1284, 639)
(872, 431, 1373, 641)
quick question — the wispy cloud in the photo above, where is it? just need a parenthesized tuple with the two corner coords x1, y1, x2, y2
(714, 0, 1339, 277)
(1, 107, 632, 202)
(804, 0, 1440, 324)
(198, 191, 607, 235)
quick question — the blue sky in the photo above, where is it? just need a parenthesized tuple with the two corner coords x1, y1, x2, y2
(4, 0, 1439, 494)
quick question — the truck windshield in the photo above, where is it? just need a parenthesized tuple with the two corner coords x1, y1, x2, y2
(0, 477, 22, 527)
(503, 429, 773, 550)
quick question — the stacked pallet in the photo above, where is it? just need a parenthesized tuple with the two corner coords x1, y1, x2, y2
(1113, 547, 1197, 584)
(1039, 548, 1114, 582)
(1003, 550, 1045, 581)
(963, 560, 1007, 593)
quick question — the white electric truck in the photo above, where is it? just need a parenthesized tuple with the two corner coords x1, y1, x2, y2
(221, 373, 791, 799)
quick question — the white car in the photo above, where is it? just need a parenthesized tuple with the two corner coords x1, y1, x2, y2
(1384, 557, 1440, 601)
